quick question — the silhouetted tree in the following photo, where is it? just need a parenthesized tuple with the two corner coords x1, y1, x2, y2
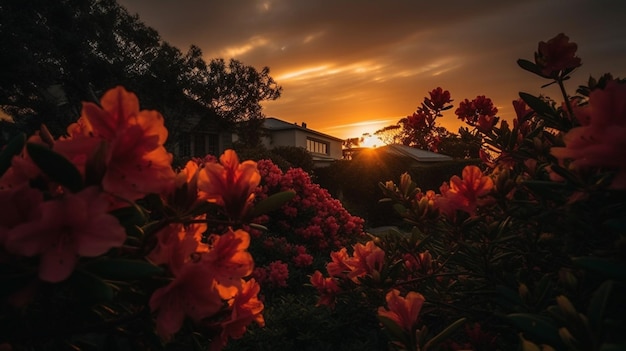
(0, 0, 281, 144)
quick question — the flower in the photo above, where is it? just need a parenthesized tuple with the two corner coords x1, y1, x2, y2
(4, 187, 126, 282)
(198, 150, 261, 220)
(54, 86, 176, 202)
(310, 270, 341, 307)
(203, 228, 255, 299)
(267, 260, 289, 288)
(216, 279, 265, 344)
(377, 289, 425, 332)
(349, 240, 385, 280)
(535, 33, 581, 78)
(551, 79, 626, 188)
(436, 165, 494, 217)
(427, 87, 452, 111)
(149, 262, 223, 341)
(455, 96, 498, 127)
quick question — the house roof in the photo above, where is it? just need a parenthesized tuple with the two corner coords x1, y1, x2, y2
(376, 144, 453, 162)
(264, 117, 344, 142)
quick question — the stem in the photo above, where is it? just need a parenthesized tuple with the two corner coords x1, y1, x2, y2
(557, 78, 575, 119)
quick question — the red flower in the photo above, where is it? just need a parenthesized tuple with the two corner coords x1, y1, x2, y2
(54, 86, 176, 201)
(455, 96, 498, 127)
(215, 279, 265, 348)
(436, 165, 494, 217)
(198, 150, 261, 220)
(149, 262, 223, 341)
(551, 79, 626, 188)
(535, 33, 582, 78)
(310, 270, 341, 307)
(5, 187, 126, 282)
(428, 87, 452, 111)
(377, 289, 425, 332)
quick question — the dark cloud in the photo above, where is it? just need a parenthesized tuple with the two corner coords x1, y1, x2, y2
(118, 0, 626, 138)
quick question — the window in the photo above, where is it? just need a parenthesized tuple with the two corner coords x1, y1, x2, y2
(194, 134, 206, 156)
(179, 134, 191, 157)
(306, 138, 329, 155)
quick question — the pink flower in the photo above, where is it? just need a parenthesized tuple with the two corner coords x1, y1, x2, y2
(149, 262, 223, 341)
(377, 289, 425, 332)
(551, 80, 626, 188)
(267, 260, 289, 288)
(4, 187, 126, 282)
(198, 150, 261, 220)
(0, 185, 43, 247)
(54, 86, 176, 201)
(535, 33, 582, 78)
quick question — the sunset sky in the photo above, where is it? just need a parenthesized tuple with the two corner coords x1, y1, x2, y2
(118, 0, 626, 141)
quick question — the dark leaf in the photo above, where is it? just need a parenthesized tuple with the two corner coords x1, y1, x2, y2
(26, 142, 84, 192)
(0, 133, 26, 177)
(250, 190, 296, 218)
(83, 258, 164, 280)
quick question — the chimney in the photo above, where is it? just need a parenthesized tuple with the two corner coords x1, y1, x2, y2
(302, 122, 307, 128)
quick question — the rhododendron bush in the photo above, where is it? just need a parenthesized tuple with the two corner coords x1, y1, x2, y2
(0, 87, 295, 350)
(1, 33, 625, 351)
(307, 33, 625, 351)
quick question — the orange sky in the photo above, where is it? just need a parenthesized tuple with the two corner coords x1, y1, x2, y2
(118, 0, 626, 141)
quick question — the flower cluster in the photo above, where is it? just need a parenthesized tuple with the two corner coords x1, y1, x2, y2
(0, 87, 275, 350)
(255, 159, 365, 251)
(308, 33, 626, 350)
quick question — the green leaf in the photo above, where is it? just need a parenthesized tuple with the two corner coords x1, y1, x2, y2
(83, 258, 164, 280)
(26, 142, 84, 192)
(109, 204, 149, 229)
(573, 257, 626, 281)
(423, 317, 466, 351)
(250, 190, 296, 217)
(377, 315, 410, 346)
(0, 133, 26, 177)
(519, 92, 555, 117)
(507, 313, 565, 349)
(71, 269, 115, 304)
(588, 280, 613, 333)
(517, 59, 547, 78)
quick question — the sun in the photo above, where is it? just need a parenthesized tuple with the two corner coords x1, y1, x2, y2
(360, 134, 383, 148)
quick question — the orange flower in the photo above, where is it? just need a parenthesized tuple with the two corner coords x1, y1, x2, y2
(436, 165, 494, 217)
(349, 240, 385, 281)
(147, 220, 208, 275)
(213, 279, 265, 349)
(377, 289, 425, 332)
(310, 270, 341, 307)
(149, 262, 223, 341)
(54, 86, 175, 201)
(326, 247, 353, 278)
(202, 228, 255, 299)
(198, 150, 261, 220)
(4, 187, 126, 282)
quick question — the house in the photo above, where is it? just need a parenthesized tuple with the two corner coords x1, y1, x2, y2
(258, 117, 344, 168)
(172, 114, 233, 160)
(375, 144, 454, 162)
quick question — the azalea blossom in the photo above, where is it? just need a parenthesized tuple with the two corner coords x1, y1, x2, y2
(551, 79, 626, 188)
(349, 240, 385, 281)
(214, 278, 265, 349)
(535, 33, 581, 78)
(436, 165, 494, 217)
(54, 86, 176, 202)
(310, 270, 341, 307)
(198, 149, 261, 220)
(427, 87, 452, 111)
(202, 228, 255, 299)
(149, 262, 224, 341)
(377, 289, 425, 332)
(4, 187, 126, 282)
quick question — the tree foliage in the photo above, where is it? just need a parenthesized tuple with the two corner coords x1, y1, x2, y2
(0, 0, 281, 145)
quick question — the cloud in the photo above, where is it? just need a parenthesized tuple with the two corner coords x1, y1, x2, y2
(119, 0, 626, 139)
